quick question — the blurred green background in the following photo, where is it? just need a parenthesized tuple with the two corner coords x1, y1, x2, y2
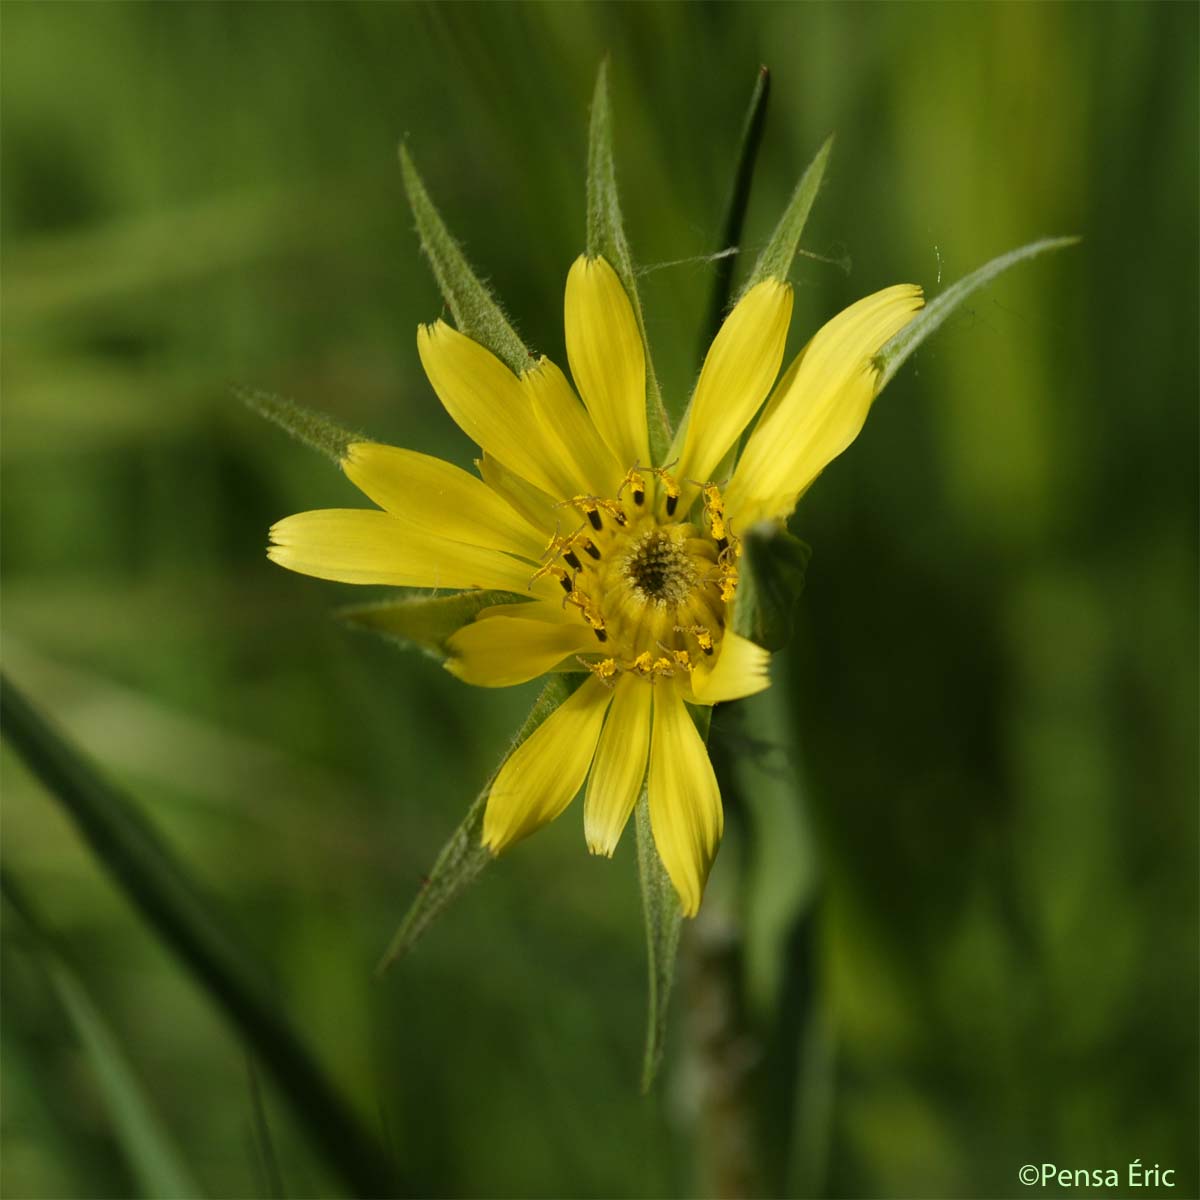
(2, 3, 1196, 1198)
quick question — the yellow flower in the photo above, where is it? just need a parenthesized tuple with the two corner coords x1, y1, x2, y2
(268, 256, 922, 916)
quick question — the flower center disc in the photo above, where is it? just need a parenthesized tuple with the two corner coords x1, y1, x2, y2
(623, 528, 697, 605)
(529, 470, 740, 681)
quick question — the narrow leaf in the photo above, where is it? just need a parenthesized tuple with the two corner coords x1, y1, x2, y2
(586, 61, 673, 464)
(3, 873, 205, 1200)
(635, 790, 682, 1093)
(733, 522, 812, 649)
(338, 589, 529, 661)
(376, 674, 575, 972)
(701, 65, 771, 353)
(246, 1056, 286, 1200)
(743, 135, 834, 291)
(0, 675, 398, 1199)
(876, 235, 1081, 390)
(399, 144, 535, 377)
(236, 386, 360, 464)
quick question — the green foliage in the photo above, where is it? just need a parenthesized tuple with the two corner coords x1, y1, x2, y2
(0, 677, 397, 1198)
(733, 523, 812, 649)
(338, 590, 529, 660)
(399, 144, 535, 377)
(875, 235, 1082, 390)
(245, 1060, 285, 1200)
(4, 874, 204, 1200)
(743, 135, 834, 291)
(377, 674, 576, 972)
(586, 61, 673, 464)
(237, 387, 361, 465)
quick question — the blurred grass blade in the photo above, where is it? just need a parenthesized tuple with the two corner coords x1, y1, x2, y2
(635, 790, 682, 1093)
(701, 65, 771, 353)
(338, 590, 528, 661)
(0, 674, 398, 1198)
(237, 387, 362, 464)
(246, 1056, 286, 1200)
(743, 134, 834, 291)
(399, 144, 534, 377)
(3, 872, 205, 1200)
(733, 522, 812, 649)
(876, 235, 1082, 389)
(587, 60, 673, 463)
(377, 674, 575, 972)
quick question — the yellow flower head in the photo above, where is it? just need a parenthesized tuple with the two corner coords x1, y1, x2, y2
(268, 254, 922, 916)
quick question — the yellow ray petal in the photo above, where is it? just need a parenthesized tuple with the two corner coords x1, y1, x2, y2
(647, 683, 723, 917)
(564, 255, 650, 469)
(726, 284, 924, 525)
(477, 453, 560, 536)
(343, 442, 546, 559)
(672, 279, 793, 488)
(521, 356, 624, 498)
(689, 631, 771, 705)
(267, 509, 552, 594)
(446, 614, 596, 687)
(483, 677, 614, 853)
(584, 675, 651, 856)
(417, 320, 575, 500)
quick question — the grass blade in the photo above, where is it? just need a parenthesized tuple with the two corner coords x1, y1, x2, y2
(0, 674, 398, 1198)
(700, 65, 771, 353)
(246, 1056, 286, 1200)
(3, 872, 206, 1200)
(876, 236, 1081, 389)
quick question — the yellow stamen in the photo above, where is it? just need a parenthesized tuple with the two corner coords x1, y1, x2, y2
(676, 623, 715, 655)
(560, 495, 627, 530)
(715, 539, 741, 602)
(564, 588, 608, 642)
(578, 656, 621, 685)
(530, 561, 574, 592)
(648, 463, 681, 517)
(698, 482, 729, 543)
(616, 468, 647, 507)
